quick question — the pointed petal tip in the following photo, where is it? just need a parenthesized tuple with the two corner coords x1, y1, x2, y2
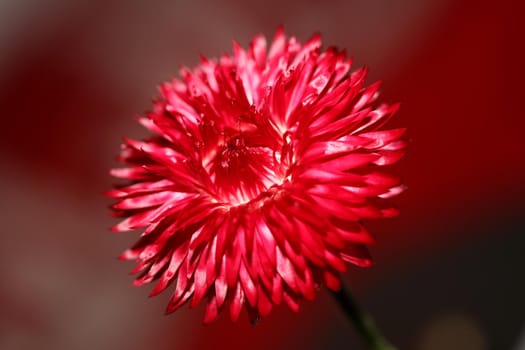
(132, 278, 146, 287)
(102, 189, 114, 197)
(357, 259, 373, 268)
(251, 32, 266, 42)
(355, 65, 370, 77)
(118, 249, 136, 261)
(199, 53, 208, 63)
(109, 225, 122, 233)
(371, 80, 383, 89)
(232, 39, 242, 51)
(343, 254, 373, 268)
(388, 102, 401, 115)
(306, 31, 323, 44)
(149, 281, 168, 297)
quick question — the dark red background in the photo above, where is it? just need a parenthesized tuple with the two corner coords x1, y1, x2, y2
(1, 0, 523, 349)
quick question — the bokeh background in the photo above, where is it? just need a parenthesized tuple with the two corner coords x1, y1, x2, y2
(1, 0, 523, 349)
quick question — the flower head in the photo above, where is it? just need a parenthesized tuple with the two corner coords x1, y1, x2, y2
(108, 28, 406, 324)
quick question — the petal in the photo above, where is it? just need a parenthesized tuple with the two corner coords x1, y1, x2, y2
(323, 269, 341, 291)
(149, 242, 189, 296)
(229, 282, 244, 322)
(257, 285, 273, 317)
(239, 262, 257, 307)
(203, 295, 220, 324)
(214, 255, 228, 307)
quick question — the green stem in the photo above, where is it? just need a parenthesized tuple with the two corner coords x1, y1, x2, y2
(331, 282, 396, 350)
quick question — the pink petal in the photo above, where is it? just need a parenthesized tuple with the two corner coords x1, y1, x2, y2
(229, 282, 244, 321)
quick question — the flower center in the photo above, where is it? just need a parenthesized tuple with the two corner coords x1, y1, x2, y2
(195, 124, 292, 208)
(209, 134, 281, 206)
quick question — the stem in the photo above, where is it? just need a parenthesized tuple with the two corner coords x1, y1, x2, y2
(331, 282, 396, 350)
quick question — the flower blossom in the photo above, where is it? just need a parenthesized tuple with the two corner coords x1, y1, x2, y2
(108, 28, 407, 324)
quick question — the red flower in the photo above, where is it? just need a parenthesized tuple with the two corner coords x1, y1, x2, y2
(108, 28, 406, 324)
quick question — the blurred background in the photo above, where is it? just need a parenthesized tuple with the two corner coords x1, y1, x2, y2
(1, 0, 523, 349)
